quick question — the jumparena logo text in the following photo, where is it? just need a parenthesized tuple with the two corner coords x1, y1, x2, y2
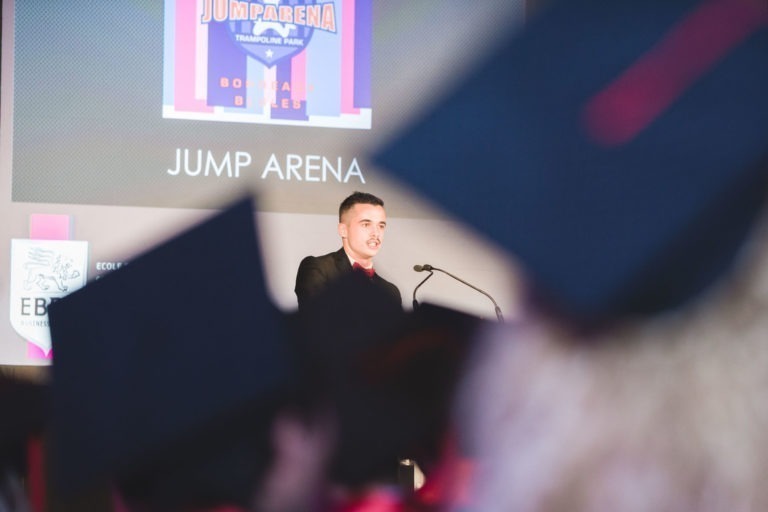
(167, 149, 365, 183)
(201, 0, 337, 33)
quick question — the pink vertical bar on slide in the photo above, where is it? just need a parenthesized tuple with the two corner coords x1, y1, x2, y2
(341, 0, 359, 114)
(29, 214, 71, 240)
(291, 50, 307, 102)
(28, 214, 71, 359)
(175, 0, 213, 112)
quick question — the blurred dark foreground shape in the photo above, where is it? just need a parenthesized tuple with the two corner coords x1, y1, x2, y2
(47, 197, 303, 511)
(376, 0, 768, 328)
(376, 0, 768, 510)
(0, 375, 49, 512)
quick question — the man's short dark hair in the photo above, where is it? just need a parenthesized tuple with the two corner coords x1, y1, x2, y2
(338, 191, 384, 221)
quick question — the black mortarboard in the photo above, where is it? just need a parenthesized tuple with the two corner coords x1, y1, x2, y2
(376, 0, 768, 324)
(48, 197, 293, 509)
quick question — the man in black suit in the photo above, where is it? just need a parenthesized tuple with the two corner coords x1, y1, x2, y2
(295, 192, 401, 311)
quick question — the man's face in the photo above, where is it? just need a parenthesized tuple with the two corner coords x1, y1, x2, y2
(338, 203, 387, 265)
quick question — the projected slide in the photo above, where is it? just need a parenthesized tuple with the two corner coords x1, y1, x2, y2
(164, 0, 371, 129)
(11, 0, 374, 211)
(1, 0, 523, 365)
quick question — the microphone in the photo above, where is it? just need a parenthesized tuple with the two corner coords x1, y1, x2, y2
(412, 265, 434, 309)
(412, 264, 504, 322)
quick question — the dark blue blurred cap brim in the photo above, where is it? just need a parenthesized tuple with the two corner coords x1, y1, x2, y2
(375, 0, 768, 323)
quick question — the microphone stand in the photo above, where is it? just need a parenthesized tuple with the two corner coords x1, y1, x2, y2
(412, 270, 434, 309)
(432, 266, 504, 322)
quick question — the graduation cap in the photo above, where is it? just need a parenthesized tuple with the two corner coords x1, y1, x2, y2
(376, 0, 768, 324)
(291, 274, 484, 487)
(47, 197, 293, 509)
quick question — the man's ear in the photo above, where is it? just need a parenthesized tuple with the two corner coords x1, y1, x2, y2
(338, 222, 347, 238)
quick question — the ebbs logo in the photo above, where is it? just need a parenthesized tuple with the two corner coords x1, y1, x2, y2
(10, 239, 88, 356)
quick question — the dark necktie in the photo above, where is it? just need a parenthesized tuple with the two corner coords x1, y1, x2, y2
(352, 262, 375, 278)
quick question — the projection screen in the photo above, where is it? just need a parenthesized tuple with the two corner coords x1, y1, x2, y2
(1, 0, 525, 365)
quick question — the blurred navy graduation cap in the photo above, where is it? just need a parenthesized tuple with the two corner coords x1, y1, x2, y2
(376, 0, 768, 324)
(48, 197, 293, 508)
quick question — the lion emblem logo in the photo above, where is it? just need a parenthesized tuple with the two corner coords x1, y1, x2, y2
(10, 239, 89, 357)
(23, 247, 82, 292)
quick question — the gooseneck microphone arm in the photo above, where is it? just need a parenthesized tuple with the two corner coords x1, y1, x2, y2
(413, 264, 504, 322)
(412, 265, 434, 309)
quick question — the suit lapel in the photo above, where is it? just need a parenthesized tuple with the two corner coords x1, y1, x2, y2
(333, 248, 352, 277)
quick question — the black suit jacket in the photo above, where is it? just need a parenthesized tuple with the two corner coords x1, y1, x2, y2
(294, 248, 401, 311)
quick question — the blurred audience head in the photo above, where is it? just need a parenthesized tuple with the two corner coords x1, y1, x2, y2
(457, 208, 768, 511)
